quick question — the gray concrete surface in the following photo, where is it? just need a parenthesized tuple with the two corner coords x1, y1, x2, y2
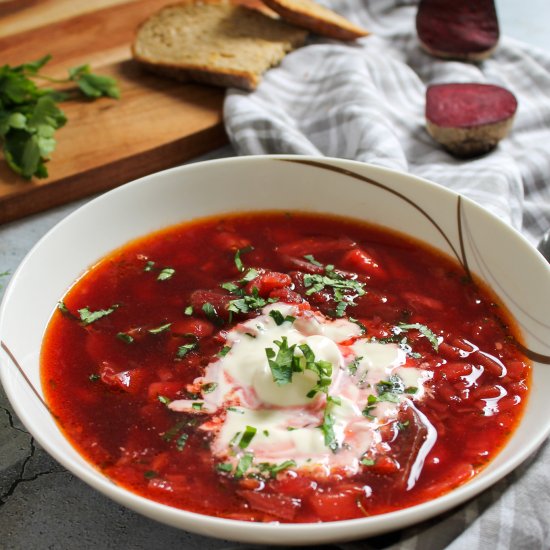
(1, 1, 549, 549)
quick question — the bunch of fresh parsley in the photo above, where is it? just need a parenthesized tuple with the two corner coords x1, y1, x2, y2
(0, 54, 119, 179)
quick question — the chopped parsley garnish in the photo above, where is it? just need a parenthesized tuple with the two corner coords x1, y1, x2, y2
(202, 382, 218, 394)
(176, 340, 199, 359)
(221, 281, 241, 293)
(157, 395, 171, 405)
(234, 246, 254, 272)
(397, 323, 439, 351)
(265, 336, 300, 386)
(302, 263, 365, 317)
(77, 304, 118, 325)
(319, 397, 340, 453)
(116, 332, 134, 344)
(184, 305, 193, 316)
(348, 317, 366, 335)
(162, 421, 187, 442)
(258, 459, 297, 478)
(360, 457, 375, 466)
(234, 452, 254, 478)
(191, 402, 203, 410)
(376, 374, 405, 396)
(362, 394, 378, 419)
(228, 287, 276, 315)
(148, 322, 172, 334)
(143, 260, 155, 272)
(218, 345, 232, 357)
(202, 302, 218, 322)
(269, 310, 296, 326)
(298, 343, 333, 398)
(176, 432, 189, 451)
(144, 470, 158, 479)
(240, 267, 258, 283)
(263, 429, 269, 437)
(347, 356, 362, 375)
(238, 425, 257, 449)
(265, 339, 334, 399)
(216, 462, 233, 473)
(227, 406, 244, 414)
(397, 420, 410, 431)
(57, 301, 72, 316)
(157, 267, 175, 281)
(88, 373, 100, 382)
(362, 374, 414, 417)
(303, 254, 323, 267)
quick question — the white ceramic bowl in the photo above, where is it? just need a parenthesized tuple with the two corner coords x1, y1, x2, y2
(1, 156, 550, 545)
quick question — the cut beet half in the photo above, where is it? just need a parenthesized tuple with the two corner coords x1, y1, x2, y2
(416, 0, 499, 61)
(425, 83, 518, 158)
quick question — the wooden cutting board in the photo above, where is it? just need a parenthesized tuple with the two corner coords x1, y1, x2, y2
(0, 0, 228, 225)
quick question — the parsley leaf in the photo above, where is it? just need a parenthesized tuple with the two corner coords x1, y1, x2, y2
(77, 304, 118, 325)
(218, 345, 232, 357)
(176, 432, 189, 451)
(148, 322, 172, 334)
(157, 267, 175, 281)
(0, 55, 119, 179)
(116, 332, 134, 344)
(269, 310, 296, 326)
(398, 322, 439, 351)
(216, 462, 233, 473)
(303, 254, 323, 267)
(202, 302, 218, 322)
(319, 397, 340, 453)
(68, 64, 120, 99)
(265, 336, 299, 385)
(202, 382, 218, 394)
(176, 340, 198, 359)
(234, 246, 254, 272)
(234, 452, 254, 478)
(238, 425, 257, 449)
(347, 356, 362, 375)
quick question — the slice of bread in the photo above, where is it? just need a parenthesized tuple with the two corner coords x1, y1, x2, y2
(261, 0, 369, 41)
(132, 0, 307, 91)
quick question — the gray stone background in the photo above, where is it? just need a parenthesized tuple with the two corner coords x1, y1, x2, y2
(1, 1, 549, 548)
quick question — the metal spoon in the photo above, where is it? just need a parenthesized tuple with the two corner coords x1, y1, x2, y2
(537, 228, 550, 263)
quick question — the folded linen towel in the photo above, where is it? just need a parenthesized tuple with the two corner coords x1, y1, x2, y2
(223, 1, 550, 548)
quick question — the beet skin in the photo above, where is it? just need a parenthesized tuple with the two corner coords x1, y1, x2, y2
(425, 83, 518, 157)
(416, 0, 499, 61)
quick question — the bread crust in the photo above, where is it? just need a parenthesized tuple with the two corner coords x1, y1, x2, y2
(261, 0, 368, 40)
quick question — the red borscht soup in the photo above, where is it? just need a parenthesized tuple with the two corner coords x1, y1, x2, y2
(41, 212, 530, 522)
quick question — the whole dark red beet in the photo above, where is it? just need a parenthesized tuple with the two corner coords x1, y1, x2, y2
(425, 83, 518, 157)
(416, 0, 499, 61)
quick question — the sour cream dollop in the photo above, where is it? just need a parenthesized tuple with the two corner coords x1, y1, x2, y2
(169, 304, 433, 477)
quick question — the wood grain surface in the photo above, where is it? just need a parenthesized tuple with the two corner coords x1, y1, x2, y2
(0, 0, 228, 225)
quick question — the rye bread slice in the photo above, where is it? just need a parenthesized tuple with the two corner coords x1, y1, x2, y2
(132, 0, 307, 91)
(262, 0, 369, 41)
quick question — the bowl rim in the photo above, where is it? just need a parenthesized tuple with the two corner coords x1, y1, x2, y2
(1, 154, 549, 544)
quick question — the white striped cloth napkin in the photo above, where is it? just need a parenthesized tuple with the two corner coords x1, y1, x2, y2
(223, 1, 550, 548)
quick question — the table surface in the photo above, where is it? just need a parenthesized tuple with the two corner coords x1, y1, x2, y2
(1, 1, 549, 548)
